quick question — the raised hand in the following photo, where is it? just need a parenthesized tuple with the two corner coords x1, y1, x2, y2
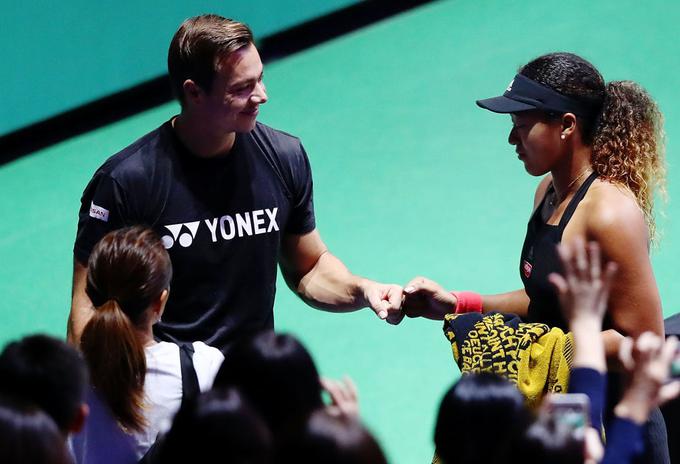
(616, 333, 680, 423)
(402, 276, 457, 321)
(321, 376, 359, 417)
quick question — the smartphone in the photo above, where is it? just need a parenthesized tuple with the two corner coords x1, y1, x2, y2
(542, 393, 590, 434)
(672, 347, 680, 379)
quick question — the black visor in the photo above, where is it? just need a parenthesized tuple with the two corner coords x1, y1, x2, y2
(476, 74, 599, 117)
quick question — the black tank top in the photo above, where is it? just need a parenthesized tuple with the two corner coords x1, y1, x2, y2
(521, 174, 665, 460)
(520, 172, 599, 330)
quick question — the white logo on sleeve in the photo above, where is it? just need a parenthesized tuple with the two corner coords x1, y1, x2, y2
(161, 208, 280, 249)
(89, 202, 110, 222)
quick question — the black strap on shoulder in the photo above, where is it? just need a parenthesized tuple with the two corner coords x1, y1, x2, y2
(178, 343, 200, 403)
(557, 172, 599, 231)
(531, 181, 555, 221)
(139, 343, 198, 464)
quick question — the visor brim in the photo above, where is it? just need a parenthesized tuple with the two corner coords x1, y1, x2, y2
(476, 96, 537, 114)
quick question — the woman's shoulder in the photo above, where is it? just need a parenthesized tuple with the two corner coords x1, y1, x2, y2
(146, 341, 223, 365)
(583, 179, 648, 241)
(146, 341, 179, 357)
(191, 342, 224, 391)
(192, 341, 225, 362)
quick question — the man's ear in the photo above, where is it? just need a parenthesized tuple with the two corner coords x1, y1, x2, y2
(69, 403, 90, 434)
(182, 79, 204, 105)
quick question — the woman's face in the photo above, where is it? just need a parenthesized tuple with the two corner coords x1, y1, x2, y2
(508, 111, 564, 176)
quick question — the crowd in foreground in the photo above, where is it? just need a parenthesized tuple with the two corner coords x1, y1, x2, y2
(27, 10, 674, 463)
(0, 228, 678, 464)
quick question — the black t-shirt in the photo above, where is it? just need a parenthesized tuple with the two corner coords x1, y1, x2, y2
(75, 120, 316, 352)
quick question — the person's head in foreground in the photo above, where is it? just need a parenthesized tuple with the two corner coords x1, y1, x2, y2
(157, 388, 272, 464)
(434, 372, 531, 464)
(280, 409, 388, 464)
(0, 396, 72, 464)
(0, 334, 88, 437)
(213, 331, 323, 437)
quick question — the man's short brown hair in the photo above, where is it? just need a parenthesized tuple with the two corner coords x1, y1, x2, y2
(168, 14, 253, 105)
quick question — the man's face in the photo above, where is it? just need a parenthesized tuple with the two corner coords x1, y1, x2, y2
(201, 43, 268, 133)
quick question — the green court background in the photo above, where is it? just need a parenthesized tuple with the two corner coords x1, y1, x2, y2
(1, 1, 679, 462)
(0, 0, 359, 135)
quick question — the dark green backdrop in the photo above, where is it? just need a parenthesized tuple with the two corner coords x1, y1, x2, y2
(1, 0, 359, 135)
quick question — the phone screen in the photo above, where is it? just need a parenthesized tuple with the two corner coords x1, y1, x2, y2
(543, 393, 590, 433)
(672, 347, 680, 379)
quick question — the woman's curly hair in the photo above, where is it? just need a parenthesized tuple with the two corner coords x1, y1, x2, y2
(592, 81, 666, 240)
(520, 52, 667, 241)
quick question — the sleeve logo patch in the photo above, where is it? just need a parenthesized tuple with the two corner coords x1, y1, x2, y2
(89, 202, 110, 222)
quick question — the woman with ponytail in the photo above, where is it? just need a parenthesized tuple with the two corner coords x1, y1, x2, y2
(78, 226, 224, 459)
(403, 51, 665, 341)
(401, 53, 668, 461)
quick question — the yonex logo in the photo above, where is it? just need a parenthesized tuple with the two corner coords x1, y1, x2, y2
(162, 221, 200, 249)
(161, 208, 279, 250)
(506, 79, 515, 92)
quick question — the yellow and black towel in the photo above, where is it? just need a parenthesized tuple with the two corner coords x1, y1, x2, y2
(443, 311, 573, 409)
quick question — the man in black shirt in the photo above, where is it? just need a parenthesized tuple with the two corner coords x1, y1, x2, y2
(68, 14, 403, 352)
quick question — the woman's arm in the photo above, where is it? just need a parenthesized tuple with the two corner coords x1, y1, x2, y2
(401, 278, 529, 320)
(481, 290, 530, 316)
(401, 176, 553, 320)
(585, 189, 664, 337)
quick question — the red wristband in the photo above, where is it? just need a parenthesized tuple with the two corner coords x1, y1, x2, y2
(451, 291, 483, 314)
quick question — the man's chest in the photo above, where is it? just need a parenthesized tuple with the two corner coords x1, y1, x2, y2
(140, 161, 292, 260)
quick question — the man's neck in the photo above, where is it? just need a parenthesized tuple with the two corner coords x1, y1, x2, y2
(172, 114, 236, 158)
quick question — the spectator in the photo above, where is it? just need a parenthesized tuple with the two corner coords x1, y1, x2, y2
(213, 331, 358, 447)
(281, 409, 387, 464)
(156, 388, 272, 464)
(434, 372, 531, 464)
(77, 226, 224, 458)
(0, 334, 88, 437)
(0, 396, 72, 464)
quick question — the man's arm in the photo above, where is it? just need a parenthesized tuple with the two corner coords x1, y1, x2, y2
(279, 229, 403, 323)
(67, 259, 94, 345)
